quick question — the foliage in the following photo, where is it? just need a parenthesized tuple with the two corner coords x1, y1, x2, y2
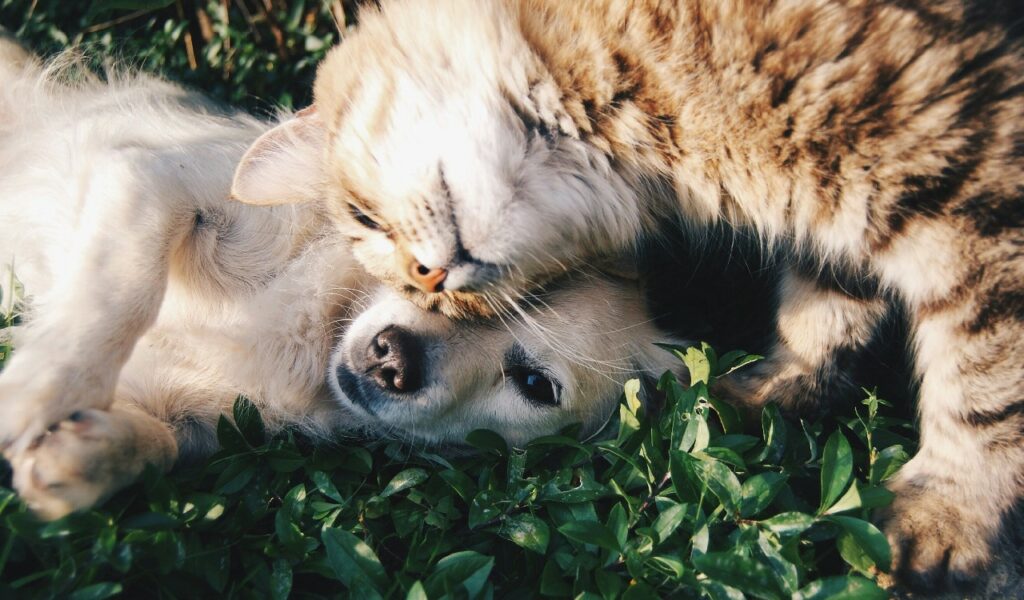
(1, 0, 368, 112)
(0, 338, 915, 598)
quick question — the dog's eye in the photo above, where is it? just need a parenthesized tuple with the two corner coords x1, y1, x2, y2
(348, 203, 381, 230)
(508, 365, 560, 408)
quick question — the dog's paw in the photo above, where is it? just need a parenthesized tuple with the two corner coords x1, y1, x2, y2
(880, 481, 996, 592)
(0, 361, 116, 455)
(9, 409, 141, 520)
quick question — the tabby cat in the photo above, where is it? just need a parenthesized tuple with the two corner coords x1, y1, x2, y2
(231, 0, 1024, 590)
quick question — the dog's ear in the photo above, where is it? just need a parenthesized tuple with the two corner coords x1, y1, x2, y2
(231, 106, 325, 206)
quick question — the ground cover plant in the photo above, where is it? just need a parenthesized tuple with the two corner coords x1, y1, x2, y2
(0, 336, 915, 598)
(0, 1, 917, 597)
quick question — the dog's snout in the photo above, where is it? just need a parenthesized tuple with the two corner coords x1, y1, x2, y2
(365, 326, 424, 394)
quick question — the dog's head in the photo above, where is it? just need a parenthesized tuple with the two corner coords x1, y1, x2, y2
(329, 271, 686, 448)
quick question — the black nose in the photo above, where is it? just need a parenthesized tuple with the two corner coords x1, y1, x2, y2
(365, 326, 424, 394)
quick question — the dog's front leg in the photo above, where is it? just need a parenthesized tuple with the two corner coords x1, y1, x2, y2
(0, 149, 193, 452)
(9, 405, 177, 519)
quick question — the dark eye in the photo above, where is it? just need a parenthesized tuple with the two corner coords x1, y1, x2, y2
(508, 365, 561, 408)
(348, 203, 381, 230)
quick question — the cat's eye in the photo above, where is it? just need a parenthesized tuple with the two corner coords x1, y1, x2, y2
(508, 365, 561, 408)
(348, 202, 381, 230)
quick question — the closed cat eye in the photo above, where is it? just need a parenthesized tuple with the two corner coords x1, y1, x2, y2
(347, 202, 381, 230)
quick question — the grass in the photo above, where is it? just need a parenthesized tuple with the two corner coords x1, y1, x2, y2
(0, 1, 917, 598)
(0, 342, 915, 598)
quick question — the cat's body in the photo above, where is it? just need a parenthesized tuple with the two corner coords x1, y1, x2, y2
(232, 0, 1024, 590)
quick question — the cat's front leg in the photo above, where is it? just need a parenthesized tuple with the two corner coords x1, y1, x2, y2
(0, 150, 192, 452)
(8, 406, 177, 520)
(881, 294, 1024, 591)
(714, 266, 887, 414)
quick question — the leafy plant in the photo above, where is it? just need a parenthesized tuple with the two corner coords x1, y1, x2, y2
(0, 341, 914, 598)
(1, 0, 369, 112)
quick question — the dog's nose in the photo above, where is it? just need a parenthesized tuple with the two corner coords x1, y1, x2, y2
(409, 260, 447, 293)
(364, 326, 424, 394)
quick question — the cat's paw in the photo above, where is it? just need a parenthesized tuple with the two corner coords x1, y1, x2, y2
(9, 409, 140, 520)
(880, 480, 996, 592)
(712, 362, 824, 415)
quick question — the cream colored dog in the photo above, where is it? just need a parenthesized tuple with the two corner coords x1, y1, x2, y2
(0, 47, 683, 519)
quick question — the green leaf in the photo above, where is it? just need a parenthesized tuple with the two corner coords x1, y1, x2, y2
(739, 472, 788, 517)
(871, 445, 910, 485)
(594, 568, 624, 598)
(793, 576, 887, 600)
(707, 394, 743, 434)
(695, 458, 743, 514)
(213, 459, 255, 495)
(651, 501, 688, 544)
(670, 450, 703, 503)
(702, 581, 746, 600)
(232, 396, 265, 446)
(540, 559, 572, 596)
(676, 346, 711, 386)
(270, 558, 293, 600)
(836, 529, 874, 574)
(216, 414, 250, 453)
(617, 402, 643, 443)
(819, 431, 853, 513)
(425, 551, 494, 599)
(558, 521, 621, 552)
(621, 580, 660, 600)
(607, 502, 629, 550)
(756, 534, 799, 594)
(499, 514, 549, 554)
(826, 515, 892, 572)
(381, 468, 429, 498)
(439, 469, 477, 501)
(406, 581, 428, 600)
(755, 405, 787, 464)
(465, 429, 508, 456)
(758, 512, 815, 538)
(648, 554, 687, 578)
(311, 471, 345, 504)
(468, 490, 506, 529)
(825, 480, 894, 514)
(700, 446, 746, 470)
(858, 485, 895, 510)
(623, 378, 643, 414)
(68, 583, 123, 600)
(693, 552, 784, 600)
(717, 351, 764, 376)
(322, 528, 388, 599)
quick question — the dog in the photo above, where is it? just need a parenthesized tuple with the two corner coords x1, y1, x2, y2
(0, 48, 684, 519)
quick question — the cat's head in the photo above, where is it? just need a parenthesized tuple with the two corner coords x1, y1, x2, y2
(231, 0, 641, 318)
(328, 270, 685, 447)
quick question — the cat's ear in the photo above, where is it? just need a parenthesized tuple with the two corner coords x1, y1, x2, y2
(231, 106, 326, 206)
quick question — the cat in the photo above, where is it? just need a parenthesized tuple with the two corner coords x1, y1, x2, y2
(230, 0, 1024, 590)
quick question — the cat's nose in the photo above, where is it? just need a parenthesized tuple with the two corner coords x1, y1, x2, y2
(409, 261, 447, 293)
(364, 326, 424, 394)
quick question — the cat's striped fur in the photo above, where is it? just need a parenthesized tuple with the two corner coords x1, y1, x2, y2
(231, 0, 1024, 590)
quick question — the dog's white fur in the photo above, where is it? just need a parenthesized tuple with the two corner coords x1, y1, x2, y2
(0, 51, 683, 518)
